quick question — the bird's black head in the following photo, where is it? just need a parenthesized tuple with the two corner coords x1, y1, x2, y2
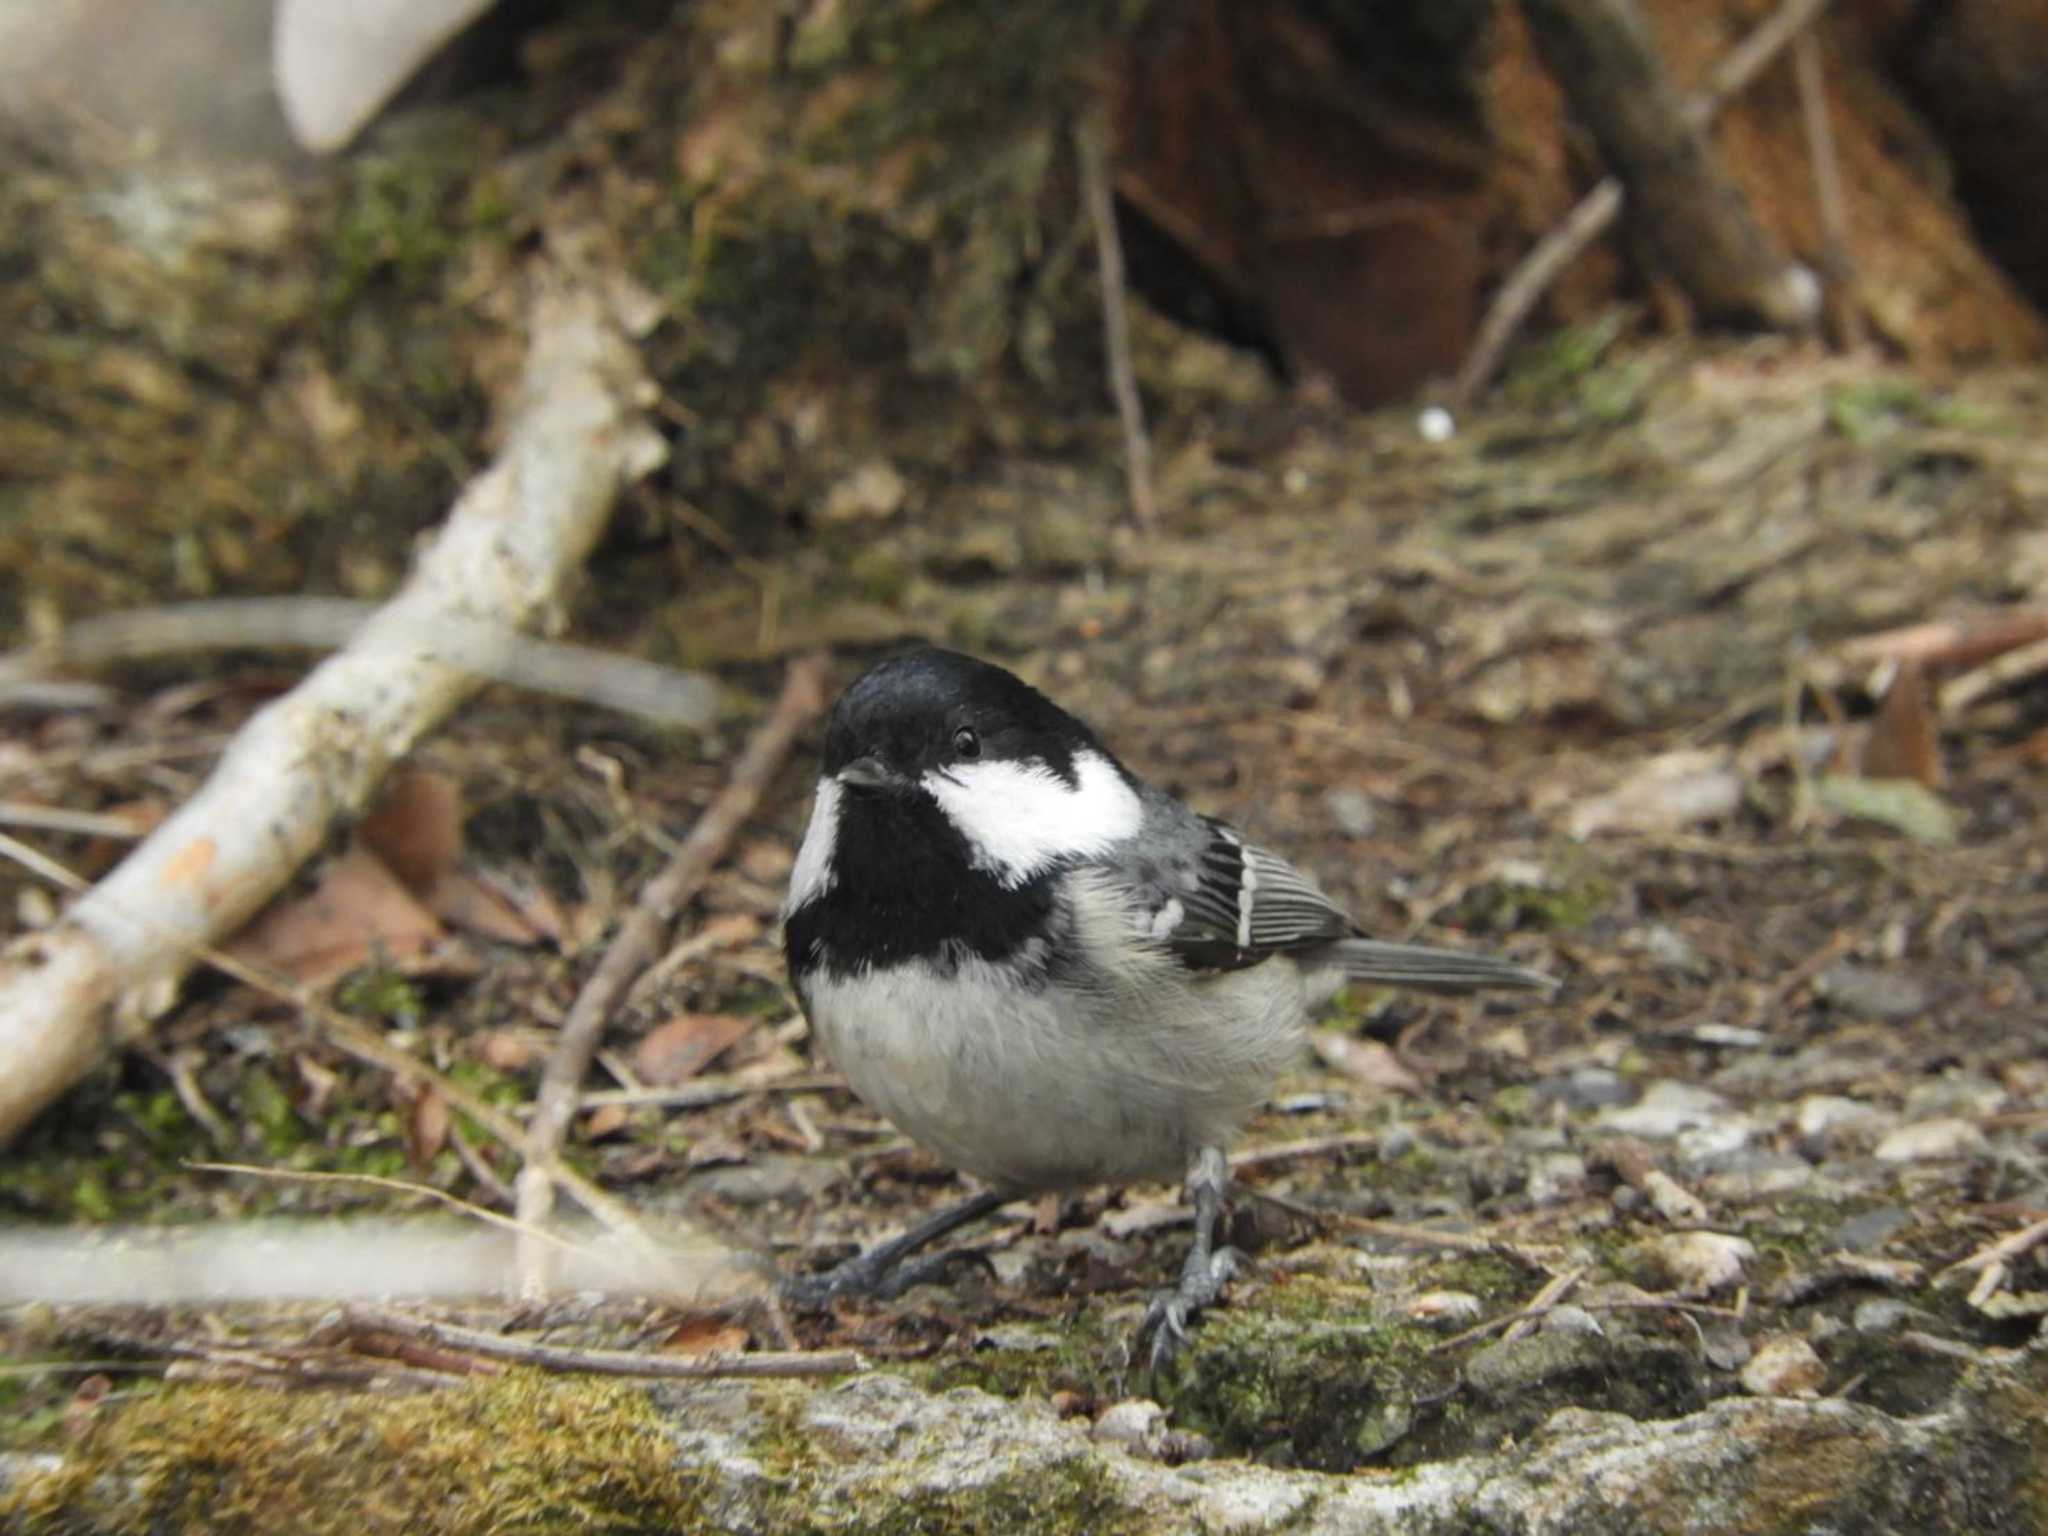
(785, 648, 1142, 979)
(821, 646, 1103, 792)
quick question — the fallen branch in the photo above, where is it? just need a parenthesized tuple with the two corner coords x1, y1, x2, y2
(336, 1304, 864, 1380)
(1450, 0, 1829, 411)
(0, 274, 665, 1148)
(515, 653, 831, 1291)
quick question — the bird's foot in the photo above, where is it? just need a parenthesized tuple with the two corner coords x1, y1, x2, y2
(780, 1244, 991, 1311)
(1136, 1244, 1240, 1373)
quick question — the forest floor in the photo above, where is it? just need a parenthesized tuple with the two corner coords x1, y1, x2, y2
(5, 331, 2048, 1527)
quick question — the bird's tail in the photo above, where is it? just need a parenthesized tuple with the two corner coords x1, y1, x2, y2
(1330, 938, 1554, 996)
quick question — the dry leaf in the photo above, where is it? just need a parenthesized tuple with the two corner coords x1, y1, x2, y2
(1312, 1031, 1424, 1094)
(632, 1013, 755, 1087)
(222, 845, 448, 987)
(425, 870, 548, 947)
(474, 1030, 541, 1073)
(582, 1103, 630, 1140)
(404, 1084, 450, 1169)
(1565, 750, 1742, 838)
(360, 770, 464, 894)
(660, 1316, 750, 1356)
(1860, 658, 1942, 787)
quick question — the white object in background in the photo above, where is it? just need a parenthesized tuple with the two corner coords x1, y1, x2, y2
(274, 0, 499, 154)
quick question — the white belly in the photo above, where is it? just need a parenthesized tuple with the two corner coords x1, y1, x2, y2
(802, 884, 1322, 1191)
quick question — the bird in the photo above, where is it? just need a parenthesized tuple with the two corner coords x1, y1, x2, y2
(779, 646, 1550, 1364)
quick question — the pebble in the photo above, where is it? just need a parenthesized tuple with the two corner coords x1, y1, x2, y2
(1674, 1117, 1755, 1165)
(1541, 1068, 1634, 1110)
(1815, 963, 1929, 1021)
(1539, 1304, 1604, 1337)
(1091, 1399, 1168, 1458)
(1406, 1290, 1484, 1328)
(1596, 1081, 1731, 1138)
(1636, 1231, 1754, 1295)
(1527, 1152, 1589, 1207)
(1795, 1095, 1884, 1139)
(1872, 1117, 1989, 1163)
(1740, 1334, 1826, 1398)
(1829, 1206, 1912, 1253)
(1853, 1298, 1913, 1334)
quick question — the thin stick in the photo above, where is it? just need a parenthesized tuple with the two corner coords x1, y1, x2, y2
(1793, 28, 1861, 349)
(1449, 0, 1831, 411)
(339, 1304, 864, 1380)
(516, 653, 831, 1290)
(1503, 1263, 1587, 1342)
(1076, 111, 1156, 531)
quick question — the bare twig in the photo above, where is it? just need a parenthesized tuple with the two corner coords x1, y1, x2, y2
(1075, 111, 1156, 531)
(1450, 0, 1830, 411)
(1503, 1264, 1588, 1342)
(1229, 1131, 1382, 1172)
(1794, 28, 1861, 349)
(516, 653, 831, 1291)
(337, 1305, 864, 1380)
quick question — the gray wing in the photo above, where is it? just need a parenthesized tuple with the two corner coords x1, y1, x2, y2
(1110, 794, 1552, 994)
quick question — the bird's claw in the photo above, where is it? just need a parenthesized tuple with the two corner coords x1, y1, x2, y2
(1137, 1245, 1240, 1373)
(781, 1245, 991, 1311)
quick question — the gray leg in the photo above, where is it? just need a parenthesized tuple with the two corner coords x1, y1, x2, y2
(1138, 1145, 1239, 1371)
(781, 1187, 1011, 1309)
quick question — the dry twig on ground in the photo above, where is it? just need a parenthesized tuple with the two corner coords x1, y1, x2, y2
(515, 653, 831, 1291)
(334, 1304, 864, 1380)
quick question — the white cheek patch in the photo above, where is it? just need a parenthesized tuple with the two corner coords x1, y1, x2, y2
(923, 748, 1142, 887)
(784, 777, 842, 915)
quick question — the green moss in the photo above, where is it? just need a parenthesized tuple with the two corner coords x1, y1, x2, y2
(1158, 1275, 1438, 1471)
(828, 1458, 1139, 1536)
(0, 1372, 703, 1536)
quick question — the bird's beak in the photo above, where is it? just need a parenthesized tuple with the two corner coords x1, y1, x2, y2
(835, 755, 901, 792)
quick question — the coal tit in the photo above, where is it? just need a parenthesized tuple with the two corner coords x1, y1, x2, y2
(781, 647, 1549, 1361)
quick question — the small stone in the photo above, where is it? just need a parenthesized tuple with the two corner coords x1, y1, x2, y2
(1622, 923, 1703, 974)
(1465, 1332, 1606, 1398)
(1739, 1334, 1825, 1398)
(1325, 788, 1379, 838)
(1406, 1290, 1485, 1328)
(1539, 1068, 1633, 1110)
(1636, 1231, 1754, 1295)
(1795, 1095, 1883, 1139)
(1674, 1117, 1754, 1165)
(819, 459, 907, 522)
(1596, 1081, 1730, 1138)
(1853, 1298, 1913, 1334)
(1091, 1399, 1168, 1459)
(1539, 1304, 1605, 1337)
(1873, 1117, 1988, 1163)
(1815, 962, 1929, 1020)
(1527, 1152, 1588, 1207)
(1828, 1206, 1912, 1253)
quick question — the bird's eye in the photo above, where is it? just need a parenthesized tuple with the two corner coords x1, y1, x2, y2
(951, 726, 981, 760)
